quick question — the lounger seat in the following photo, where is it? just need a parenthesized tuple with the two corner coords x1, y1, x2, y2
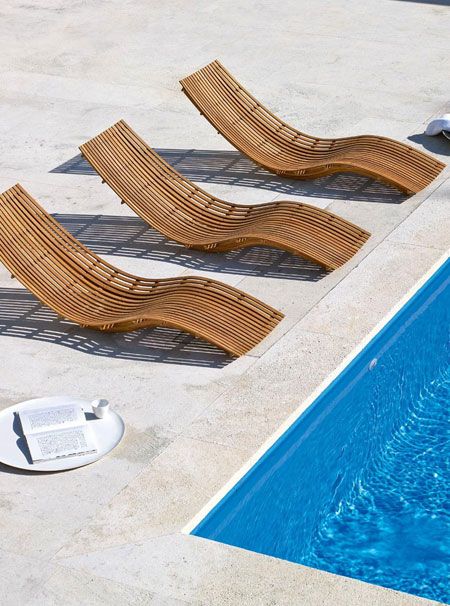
(80, 121, 370, 270)
(0, 185, 283, 356)
(180, 60, 445, 194)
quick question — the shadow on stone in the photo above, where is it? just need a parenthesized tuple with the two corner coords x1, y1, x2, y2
(407, 133, 450, 157)
(54, 213, 329, 281)
(50, 150, 406, 204)
(0, 288, 235, 368)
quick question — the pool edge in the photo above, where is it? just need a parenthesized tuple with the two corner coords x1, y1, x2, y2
(182, 249, 450, 536)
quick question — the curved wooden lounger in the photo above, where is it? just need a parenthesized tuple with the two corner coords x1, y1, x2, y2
(180, 60, 445, 194)
(80, 121, 370, 270)
(0, 185, 283, 357)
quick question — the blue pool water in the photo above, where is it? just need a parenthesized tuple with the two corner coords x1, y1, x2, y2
(192, 259, 450, 603)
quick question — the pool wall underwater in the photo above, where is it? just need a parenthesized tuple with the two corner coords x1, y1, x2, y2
(185, 254, 450, 603)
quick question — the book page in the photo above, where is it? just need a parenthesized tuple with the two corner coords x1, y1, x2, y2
(19, 404, 85, 435)
(26, 425, 97, 463)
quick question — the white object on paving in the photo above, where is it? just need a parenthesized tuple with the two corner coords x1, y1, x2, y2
(425, 113, 450, 137)
(0, 396, 125, 472)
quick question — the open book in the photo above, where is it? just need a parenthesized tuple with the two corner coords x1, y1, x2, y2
(18, 404, 97, 463)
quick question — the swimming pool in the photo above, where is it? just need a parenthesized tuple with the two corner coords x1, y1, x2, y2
(187, 256, 450, 603)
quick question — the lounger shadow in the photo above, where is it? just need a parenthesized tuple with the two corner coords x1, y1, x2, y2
(180, 60, 445, 195)
(80, 121, 370, 270)
(0, 185, 283, 357)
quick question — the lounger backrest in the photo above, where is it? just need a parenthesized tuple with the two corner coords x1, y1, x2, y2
(180, 60, 324, 165)
(0, 185, 157, 321)
(80, 121, 253, 239)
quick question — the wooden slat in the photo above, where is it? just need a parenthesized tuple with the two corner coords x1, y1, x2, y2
(80, 121, 370, 270)
(0, 184, 284, 356)
(180, 60, 445, 195)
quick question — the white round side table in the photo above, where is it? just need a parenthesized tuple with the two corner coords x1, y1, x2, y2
(0, 396, 125, 472)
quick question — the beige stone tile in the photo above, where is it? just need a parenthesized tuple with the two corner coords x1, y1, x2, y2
(0, 510, 78, 560)
(26, 566, 192, 606)
(299, 240, 445, 342)
(0, 549, 54, 606)
(185, 328, 355, 452)
(0, 334, 256, 435)
(0, 424, 173, 518)
(58, 437, 247, 556)
(0, 425, 174, 560)
(387, 180, 450, 251)
(59, 534, 438, 606)
(325, 197, 414, 241)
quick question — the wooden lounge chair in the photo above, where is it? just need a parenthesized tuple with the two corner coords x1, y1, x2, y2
(180, 60, 445, 195)
(0, 184, 283, 357)
(80, 121, 370, 270)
